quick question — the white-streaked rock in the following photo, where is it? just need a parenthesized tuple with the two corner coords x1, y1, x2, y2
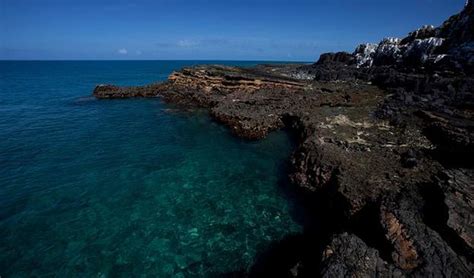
(354, 43, 378, 68)
(405, 37, 445, 63)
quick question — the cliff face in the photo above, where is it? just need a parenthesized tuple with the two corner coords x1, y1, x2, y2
(93, 3, 473, 277)
(292, 4, 474, 276)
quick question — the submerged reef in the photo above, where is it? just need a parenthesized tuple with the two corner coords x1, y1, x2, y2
(94, 2, 473, 277)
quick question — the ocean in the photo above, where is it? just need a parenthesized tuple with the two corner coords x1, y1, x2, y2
(0, 61, 302, 277)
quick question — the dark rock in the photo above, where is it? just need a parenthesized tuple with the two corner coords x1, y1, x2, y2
(315, 52, 355, 66)
(320, 233, 400, 277)
(435, 169, 474, 254)
(401, 149, 418, 168)
(93, 83, 162, 98)
(419, 110, 474, 166)
(400, 25, 437, 44)
(90, 2, 474, 276)
(381, 187, 473, 276)
(303, 0, 474, 75)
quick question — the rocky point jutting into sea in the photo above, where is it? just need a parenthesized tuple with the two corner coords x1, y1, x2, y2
(94, 2, 473, 277)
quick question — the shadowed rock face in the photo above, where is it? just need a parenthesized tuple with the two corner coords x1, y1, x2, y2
(93, 3, 473, 277)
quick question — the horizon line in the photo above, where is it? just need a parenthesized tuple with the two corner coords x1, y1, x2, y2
(0, 59, 314, 63)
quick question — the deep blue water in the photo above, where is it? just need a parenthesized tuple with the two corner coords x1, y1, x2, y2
(0, 61, 302, 277)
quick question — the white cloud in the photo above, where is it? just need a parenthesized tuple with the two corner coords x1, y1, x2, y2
(177, 40, 198, 48)
(117, 48, 128, 55)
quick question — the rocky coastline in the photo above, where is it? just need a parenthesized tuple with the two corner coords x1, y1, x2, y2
(94, 2, 473, 277)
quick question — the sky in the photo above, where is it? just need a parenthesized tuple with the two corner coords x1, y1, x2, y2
(0, 0, 467, 61)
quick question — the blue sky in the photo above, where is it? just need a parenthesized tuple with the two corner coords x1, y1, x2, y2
(0, 0, 466, 61)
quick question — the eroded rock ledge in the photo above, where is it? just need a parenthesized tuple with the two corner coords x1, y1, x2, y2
(93, 3, 473, 277)
(93, 64, 473, 276)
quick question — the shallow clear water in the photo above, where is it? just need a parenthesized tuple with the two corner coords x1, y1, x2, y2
(0, 61, 302, 277)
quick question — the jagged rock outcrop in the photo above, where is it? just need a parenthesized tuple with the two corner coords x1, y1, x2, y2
(353, 0, 473, 72)
(352, 36, 446, 69)
(93, 62, 474, 276)
(93, 2, 473, 277)
(354, 43, 378, 67)
(305, 0, 474, 74)
(438, 0, 474, 48)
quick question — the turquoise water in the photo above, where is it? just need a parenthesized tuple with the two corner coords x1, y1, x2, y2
(0, 61, 302, 277)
